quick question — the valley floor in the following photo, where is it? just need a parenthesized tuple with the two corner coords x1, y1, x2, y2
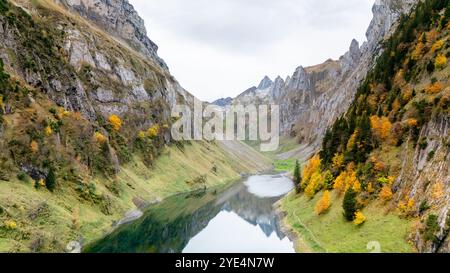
(278, 191, 417, 253)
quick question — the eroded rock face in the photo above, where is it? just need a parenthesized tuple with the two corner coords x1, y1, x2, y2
(394, 115, 450, 253)
(55, 0, 168, 69)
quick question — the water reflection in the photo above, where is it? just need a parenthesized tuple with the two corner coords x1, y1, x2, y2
(85, 175, 295, 253)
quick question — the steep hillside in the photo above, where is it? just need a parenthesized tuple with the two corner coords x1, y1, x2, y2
(0, 0, 271, 252)
(282, 0, 450, 253)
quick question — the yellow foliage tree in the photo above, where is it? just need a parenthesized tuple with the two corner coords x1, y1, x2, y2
(305, 171, 323, 198)
(333, 171, 347, 194)
(108, 114, 122, 131)
(353, 211, 366, 226)
(370, 116, 392, 141)
(431, 182, 444, 199)
(426, 82, 443, 94)
(406, 118, 418, 128)
(30, 140, 39, 153)
(347, 130, 359, 150)
(401, 85, 414, 102)
(44, 126, 53, 136)
(302, 155, 321, 185)
(315, 191, 331, 215)
(4, 220, 17, 230)
(431, 40, 444, 53)
(147, 124, 160, 138)
(411, 42, 424, 60)
(332, 153, 345, 170)
(138, 131, 146, 139)
(333, 169, 360, 194)
(367, 183, 374, 194)
(379, 185, 393, 202)
(94, 132, 107, 143)
(435, 54, 447, 69)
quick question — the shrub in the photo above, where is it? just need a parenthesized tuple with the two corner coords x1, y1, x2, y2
(435, 54, 447, 69)
(315, 191, 331, 215)
(3, 220, 17, 230)
(147, 124, 160, 138)
(16, 171, 28, 182)
(380, 185, 394, 202)
(431, 39, 444, 52)
(94, 132, 107, 143)
(44, 126, 53, 136)
(30, 140, 39, 153)
(353, 211, 366, 226)
(108, 115, 122, 131)
(425, 82, 443, 94)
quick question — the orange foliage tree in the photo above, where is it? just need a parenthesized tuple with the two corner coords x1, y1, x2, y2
(435, 54, 447, 69)
(108, 114, 122, 131)
(426, 82, 443, 94)
(301, 155, 321, 187)
(370, 116, 392, 142)
(379, 185, 393, 203)
(315, 191, 331, 215)
(30, 140, 39, 153)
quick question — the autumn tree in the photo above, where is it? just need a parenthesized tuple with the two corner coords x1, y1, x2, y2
(343, 188, 358, 221)
(30, 140, 39, 153)
(301, 155, 321, 190)
(380, 185, 393, 203)
(332, 153, 345, 170)
(370, 115, 392, 142)
(435, 54, 447, 69)
(94, 132, 107, 143)
(425, 82, 443, 94)
(353, 211, 366, 226)
(315, 190, 331, 215)
(147, 124, 160, 138)
(108, 114, 122, 131)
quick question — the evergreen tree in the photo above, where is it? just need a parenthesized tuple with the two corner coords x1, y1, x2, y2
(343, 188, 358, 221)
(293, 160, 302, 193)
(45, 167, 56, 192)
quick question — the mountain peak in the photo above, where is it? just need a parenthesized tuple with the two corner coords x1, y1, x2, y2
(257, 76, 273, 90)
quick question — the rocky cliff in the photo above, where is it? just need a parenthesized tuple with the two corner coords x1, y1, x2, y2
(230, 0, 418, 161)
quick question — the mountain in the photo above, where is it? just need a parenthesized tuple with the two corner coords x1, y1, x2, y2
(281, 0, 450, 253)
(231, 0, 418, 161)
(0, 0, 271, 252)
(211, 97, 233, 107)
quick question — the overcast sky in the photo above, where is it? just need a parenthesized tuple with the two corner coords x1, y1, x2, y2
(129, 0, 375, 102)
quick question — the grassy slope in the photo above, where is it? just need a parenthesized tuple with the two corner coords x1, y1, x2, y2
(0, 141, 270, 252)
(280, 191, 415, 253)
